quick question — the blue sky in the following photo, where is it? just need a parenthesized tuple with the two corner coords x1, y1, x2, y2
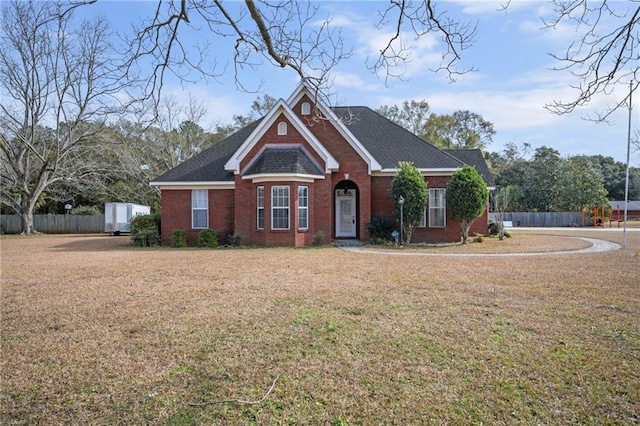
(82, 0, 637, 164)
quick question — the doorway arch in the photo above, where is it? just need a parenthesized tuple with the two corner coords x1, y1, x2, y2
(334, 180, 359, 239)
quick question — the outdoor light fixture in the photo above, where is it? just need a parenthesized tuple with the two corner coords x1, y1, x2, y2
(398, 195, 404, 248)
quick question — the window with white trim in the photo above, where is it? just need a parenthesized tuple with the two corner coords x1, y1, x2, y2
(298, 186, 308, 229)
(301, 102, 311, 115)
(277, 121, 287, 135)
(192, 189, 208, 229)
(257, 186, 264, 230)
(418, 205, 427, 228)
(429, 188, 446, 227)
(271, 186, 290, 230)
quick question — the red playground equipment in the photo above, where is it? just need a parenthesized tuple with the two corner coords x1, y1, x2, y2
(583, 205, 619, 228)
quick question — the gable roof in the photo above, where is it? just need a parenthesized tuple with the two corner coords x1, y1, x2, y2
(151, 84, 494, 187)
(333, 107, 463, 171)
(287, 84, 382, 173)
(443, 148, 495, 188)
(224, 98, 338, 174)
(150, 120, 261, 185)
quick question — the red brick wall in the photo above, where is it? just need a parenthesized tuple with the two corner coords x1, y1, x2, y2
(159, 96, 488, 247)
(291, 96, 372, 240)
(370, 175, 489, 244)
(160, 189, 191, 244)
(239, 116, 325, 172)
(233, 179, 331, 247)
(159, 188, 234, 246)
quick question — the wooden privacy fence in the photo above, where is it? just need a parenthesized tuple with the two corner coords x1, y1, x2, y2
(489, 212, 583, 227)
(1, 214, 104, 234)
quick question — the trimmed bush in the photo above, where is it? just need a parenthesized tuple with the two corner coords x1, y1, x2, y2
(130, 213, 161, 247)
(227, 233, 242, 247)
(198, 229, 218, 248)
(171, 230, 187, 248)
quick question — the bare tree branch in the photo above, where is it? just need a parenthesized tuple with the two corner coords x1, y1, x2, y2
(124, 1, 350, 106)
(542, 1, 640, 120)
(369, 0, 478, 84)
(0, 0, 128, 233)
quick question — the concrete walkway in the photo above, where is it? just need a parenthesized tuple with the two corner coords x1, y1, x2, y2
(339, 236, 621, 257)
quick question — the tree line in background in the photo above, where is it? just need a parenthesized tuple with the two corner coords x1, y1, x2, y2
(377, 101, 640, 212)
(2, 1, 638, 234)
(3, 89, 636, 222)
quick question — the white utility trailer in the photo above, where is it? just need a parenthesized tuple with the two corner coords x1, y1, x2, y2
(104, 203, 151, 235)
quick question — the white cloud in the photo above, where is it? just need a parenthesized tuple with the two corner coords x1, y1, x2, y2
(449, 0, 537, 15)
(160, 85, 249, 129)
(330, 71, 382, 93)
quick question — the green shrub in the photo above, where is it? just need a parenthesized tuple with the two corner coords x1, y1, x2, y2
(488, 219, 499, 236)
(198, 229, 218, 248)
(366, 216, 394, 240)
(71, 205, 101, 215)
(313, 231, 326, 246)
(369, 236, 388, 245)
(227, 233, 242, 247)
(130, 213, 161, 247)
(171, 230, 187, 248)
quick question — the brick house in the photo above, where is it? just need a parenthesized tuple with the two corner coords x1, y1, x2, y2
(150, 83, 495, 247)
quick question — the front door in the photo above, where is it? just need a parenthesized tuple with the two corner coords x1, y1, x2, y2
(335, 189, 356, 238)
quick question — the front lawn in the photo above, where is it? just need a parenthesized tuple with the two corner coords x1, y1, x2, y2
(1, 232, 639, 425)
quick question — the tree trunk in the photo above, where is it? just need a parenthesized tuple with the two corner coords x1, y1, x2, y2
(19, 194, 38, 235)
(405, 225, 414, 244)
(461, 221, 470, 244)
(20, 211, 37, 235)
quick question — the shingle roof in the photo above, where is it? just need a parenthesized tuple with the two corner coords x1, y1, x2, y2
(151, 119, 262, 183)
(443, 148, 495, 187)
(152, 106, 494, 185)
(244, 147, 324, 176)
(333, 107, 464, 170)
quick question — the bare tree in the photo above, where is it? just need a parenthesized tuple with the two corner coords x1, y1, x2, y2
(0, 1, 127, 234)
(369, 1, 478, 83)
(125, 1, 352, 103)
(116, 0, 640, 124)
(102, 96, 220, 208)
(490, 186, 515, 240)
(123, 1, 476, 103)
(541, 1, 640, 120)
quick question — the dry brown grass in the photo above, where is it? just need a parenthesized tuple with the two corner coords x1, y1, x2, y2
(1, 229, 639, 425)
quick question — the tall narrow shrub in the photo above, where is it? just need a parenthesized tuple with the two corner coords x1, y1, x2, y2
(390, 161, 428, 244)
(446, 165, 489, 244)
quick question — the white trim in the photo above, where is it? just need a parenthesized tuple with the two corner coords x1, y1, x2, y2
(373, 168, 459, 177)
(287, 82, 381, 173)
(257, 186, 265, 230)
(335, 189, 357, 238)
(224, 98, 339, 174)
(298, 185, 309, 230)
(191, 189, 209, 229)
(277, 121, 287, 135)
(151, 182, 234, 190)
(429, 188, 446, 228)
(241, 143, 324, 177)
(271, 185, 290, 230)
(243, 174, 323, 184)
